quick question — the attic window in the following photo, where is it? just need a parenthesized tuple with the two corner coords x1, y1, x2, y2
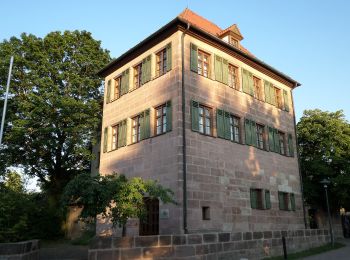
(229, 36, 239, 48)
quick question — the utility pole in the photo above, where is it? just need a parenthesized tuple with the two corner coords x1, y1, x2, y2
(0, 56, 14, 146)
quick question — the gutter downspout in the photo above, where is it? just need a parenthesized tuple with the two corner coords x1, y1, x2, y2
(291, 83, 307, 229)
(181, 23, 190, 234)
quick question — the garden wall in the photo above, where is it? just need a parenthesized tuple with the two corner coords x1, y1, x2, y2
(0, 240, 39, 260)
(89, 229, 330, 259)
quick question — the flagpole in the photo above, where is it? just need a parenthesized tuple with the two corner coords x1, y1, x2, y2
(0, 56, 14, 146)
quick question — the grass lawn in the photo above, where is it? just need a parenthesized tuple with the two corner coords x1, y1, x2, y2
(264, 242, 345, 260)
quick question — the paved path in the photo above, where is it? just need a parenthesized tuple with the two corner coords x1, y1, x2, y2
(301, 239, 350, 260)
(39, 242, 88, 260)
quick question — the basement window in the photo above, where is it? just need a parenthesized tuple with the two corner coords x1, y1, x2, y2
(202, 207, 210, 220)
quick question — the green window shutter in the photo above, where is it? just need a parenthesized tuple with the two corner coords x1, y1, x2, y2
(248, 71, 254, 96)
(124, 69, 130, 93)
(270, 85, 276, 106)
(117, 123, 122, 148)
(244, 118, 252, 145)
(191, 100, 199, 132)
(139, 114, 145, 140)
(290, 193, 296, 211)
(141, 57, 147, 84)
(265, 190, 271, 209)
(190, 43, 198, 73)
(274, 129, 280, 154)
(143, 109, 150, 139)
(103, 127, 108, 153)
(214, 55, 223, 82)
(251, 120, 257, 147)
(264, 81, 271, 104)
(224, 111, 231, 140)
(250, 189, 257, 209)
(141, 55, 151, 84)
(216, 109, 225, 138)
(222, 59, 228, 85)
(278, 192, 284, 210)
(283, 90, 289, 112)
(166, 101, 172, 132)
(166, 43, 172, 71)
(268, 127, 275, 152)
(242, 69, 249, 94)
(106, 80, 111, 103)
(288, 133, 294, 157)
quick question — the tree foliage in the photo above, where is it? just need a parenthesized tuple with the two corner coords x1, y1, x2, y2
(0, 171, 62, 242)
(297, 109, 350, 211)
(61, 173, 176, 234)
(0, 31, 110, 199)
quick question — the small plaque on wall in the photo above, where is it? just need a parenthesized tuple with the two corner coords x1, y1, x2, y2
(159, 209, 169, 219)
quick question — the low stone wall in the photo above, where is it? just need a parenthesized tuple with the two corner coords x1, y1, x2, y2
(89, 229, 330, 259)
(0, 240, 40, 260)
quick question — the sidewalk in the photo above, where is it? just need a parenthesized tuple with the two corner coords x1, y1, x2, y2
(301, 239, 350, 260)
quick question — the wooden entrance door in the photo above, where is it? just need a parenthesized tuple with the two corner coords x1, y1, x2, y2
(139, 197, 159, 236)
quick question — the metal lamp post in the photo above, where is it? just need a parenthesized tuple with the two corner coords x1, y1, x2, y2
(320, 178, 334, 247)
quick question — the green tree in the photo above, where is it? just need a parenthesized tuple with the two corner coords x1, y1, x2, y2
(0, 31, 110, 202)
(61, 173, 176, 236)
(297, 109, 350, 212)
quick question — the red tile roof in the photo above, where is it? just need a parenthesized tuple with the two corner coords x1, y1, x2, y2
(178, 8, 253, 56)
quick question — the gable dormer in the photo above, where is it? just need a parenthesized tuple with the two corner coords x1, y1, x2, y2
(219, 24, 244, 48)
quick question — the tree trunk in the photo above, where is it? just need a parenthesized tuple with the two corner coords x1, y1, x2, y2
(122, 224, 126, 237)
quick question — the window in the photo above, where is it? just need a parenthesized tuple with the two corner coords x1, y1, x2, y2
(155, 101, 172, 135)
(256, 124, 265, 149)
(278, 131, 286, 155)
(199, 105, 212, 135)
(156, 48, 167, 77)
(202, 207, 210, 220)
(217, 109, 240, 142)
(114, 76, 121, 100)
(133, 63, 142, 89)
(139, 198, 159, 235)
(111, 125, 118, 150)
(198, 50, 210, 78)
(131, 109, 150, 144)
(278, 192, 295, 211)
(228, 64, 239, 89)
(132, 115, 141, 144)
(253, 77, 263, 101)
(191, 101, 213, 136)
(250, 189, 271, 210)
(111, 120, 127, 150)
(229, 36, 239, 47)
(230, 115, 240, 143)
(275, 87, 283, 109)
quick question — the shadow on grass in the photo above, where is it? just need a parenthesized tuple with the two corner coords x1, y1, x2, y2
(264, 242, 345, 260)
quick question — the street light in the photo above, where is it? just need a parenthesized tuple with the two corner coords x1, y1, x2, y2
(320, 178, 334, 247)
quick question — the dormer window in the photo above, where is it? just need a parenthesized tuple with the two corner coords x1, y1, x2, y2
(229, 36, 239, 48)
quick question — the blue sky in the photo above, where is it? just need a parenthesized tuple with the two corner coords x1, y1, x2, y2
(1, 0, 349, 122)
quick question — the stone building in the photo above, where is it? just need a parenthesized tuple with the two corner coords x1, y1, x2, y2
(97, 8, 305, 237)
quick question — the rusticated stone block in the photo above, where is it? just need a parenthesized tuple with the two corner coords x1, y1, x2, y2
(203, 233, 217, 243)
(273, 231, 281, 238)
(243, 232, 252, 240)
(222, 242, 235, 251)
(297, 230, 304, 237)
(305, 230, 311, 236)
(172, 235, 186, 245)
(90, 237, 112, 249)
(120, 248, 142, 260)
(188, 234, 202, 244)
(175, 245, 195, 257)
(143, 246, 174, 258)
(135, 236, 158, 247)
(159, 235, 172, 246)
(253, 232, 263, 239)
(231, 232, 242, 241)
(195, 244, 209, 255)
(281, 231, 288, 237)
(96, 250, 118, 260)
(113, 237, 133, 248)
(218, 233, 230, 242)
(263, 231, 272, 239)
